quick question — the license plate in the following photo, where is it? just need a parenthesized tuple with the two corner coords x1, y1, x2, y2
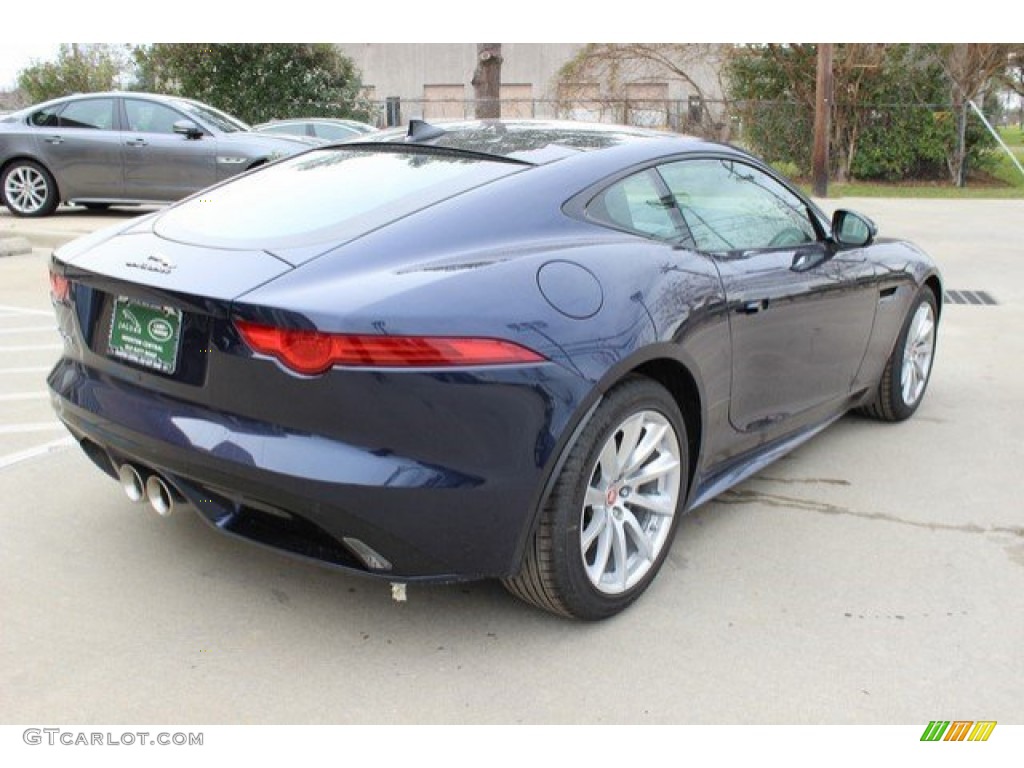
(108, 297, 182, 374)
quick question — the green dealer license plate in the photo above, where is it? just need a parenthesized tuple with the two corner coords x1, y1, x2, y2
(108, 297, 182, 374)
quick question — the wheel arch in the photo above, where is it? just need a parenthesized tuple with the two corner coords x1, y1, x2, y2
(510, 348, 706, 577)
(631, 357, 703, 495)
(923, 272, 943, 320)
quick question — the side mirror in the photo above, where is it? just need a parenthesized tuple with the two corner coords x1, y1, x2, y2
(172, 120, 203, 139)
(832, 209, 877, 247)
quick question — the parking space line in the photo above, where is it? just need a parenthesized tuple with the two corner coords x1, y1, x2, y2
(0, 344, 62, 352)
(0, 392, 49, 402)
(0, 326, 57, 335)
(0, 305, 54, 317)
(0, 422, 65, 434)
(0, 437, 75, 470)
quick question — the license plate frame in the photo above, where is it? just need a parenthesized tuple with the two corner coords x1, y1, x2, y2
(108, 297, 182, 374)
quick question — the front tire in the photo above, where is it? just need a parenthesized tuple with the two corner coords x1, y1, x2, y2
(504, 377, 688, 620)
(859, 287, 938, 422)
(1, 160, 59, 217)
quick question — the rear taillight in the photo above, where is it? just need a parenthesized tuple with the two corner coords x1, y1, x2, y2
(49, 269, 70, 303)
(235, 320, 545, 375)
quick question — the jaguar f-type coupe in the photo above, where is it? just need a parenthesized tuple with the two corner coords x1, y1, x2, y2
(47, 120, 941, 619)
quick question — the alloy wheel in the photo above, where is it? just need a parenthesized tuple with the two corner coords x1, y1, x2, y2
(4, 165, 51, 215)
(580, 410, 682, 594)
(900, 301, 935, 407)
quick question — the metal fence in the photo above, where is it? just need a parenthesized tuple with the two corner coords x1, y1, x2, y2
(361, 97, 733, 140)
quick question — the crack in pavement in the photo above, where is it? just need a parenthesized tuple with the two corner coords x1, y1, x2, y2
(716, 488, 1024, 538)
(755, 476, 851, 486)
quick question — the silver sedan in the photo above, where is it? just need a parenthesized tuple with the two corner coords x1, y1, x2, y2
(0, 92, 313, 217)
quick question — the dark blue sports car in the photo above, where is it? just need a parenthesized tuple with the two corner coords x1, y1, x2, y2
(47, 120, 941, 619)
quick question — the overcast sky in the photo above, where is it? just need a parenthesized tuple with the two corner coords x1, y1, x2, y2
(0, 43, 63, 91)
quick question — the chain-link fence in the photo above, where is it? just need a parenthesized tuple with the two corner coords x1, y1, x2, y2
(361, 97, 733, 140)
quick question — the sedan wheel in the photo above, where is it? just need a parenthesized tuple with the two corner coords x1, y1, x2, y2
(504, 377, 688, 619)
(1, 161, 59, 217)
(859, 288, 938, 422)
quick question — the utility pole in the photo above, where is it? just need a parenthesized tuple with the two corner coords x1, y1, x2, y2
(812, 43, 833, 198)
(472, 44, 502, 119)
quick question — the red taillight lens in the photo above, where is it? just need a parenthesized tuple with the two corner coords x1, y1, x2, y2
(235, 320, 545, 375)
(49, 269, 70, 303)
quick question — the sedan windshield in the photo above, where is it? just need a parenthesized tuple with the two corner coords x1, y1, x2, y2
(172, 99, 250, 133)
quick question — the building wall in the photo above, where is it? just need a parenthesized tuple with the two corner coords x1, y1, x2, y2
(339, 43, 585, 108)
(339, 43, 727, 131)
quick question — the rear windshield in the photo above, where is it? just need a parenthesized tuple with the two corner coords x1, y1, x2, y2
(153, 146, 525, 251)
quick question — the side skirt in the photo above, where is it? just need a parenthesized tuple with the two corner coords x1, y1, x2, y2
(687, 410, 846, 511)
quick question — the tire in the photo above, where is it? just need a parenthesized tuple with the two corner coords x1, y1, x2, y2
(504, 377, 688, 620)
(1, 160, 59, 217)
(858, 287, 938, 422)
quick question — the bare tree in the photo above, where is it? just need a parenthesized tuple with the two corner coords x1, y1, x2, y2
(998, 44, 1024, 128)
(556, 44, 733, 138)
(941, 44, 1011, 186)
(472, 43, 502, 119)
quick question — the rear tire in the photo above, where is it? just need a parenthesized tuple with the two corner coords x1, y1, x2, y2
(504, 377, 688, 619)
(1, 160, 59, 217)
(859, 287, 938, 422)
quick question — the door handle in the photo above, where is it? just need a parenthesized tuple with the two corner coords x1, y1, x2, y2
(125, 138, 148, 147)
(739, 299, 770, 315)
(44, 135, 64, 145)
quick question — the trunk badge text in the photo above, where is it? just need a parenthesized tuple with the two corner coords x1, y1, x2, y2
(126, 254, 177, 275)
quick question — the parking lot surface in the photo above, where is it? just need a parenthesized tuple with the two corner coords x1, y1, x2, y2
(1, 200, 1021, 724)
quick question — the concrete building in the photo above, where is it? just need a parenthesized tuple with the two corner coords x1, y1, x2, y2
(338, 43, 726, 132)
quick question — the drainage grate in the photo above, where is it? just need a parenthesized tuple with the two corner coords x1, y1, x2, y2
(944, 290, 997, 306)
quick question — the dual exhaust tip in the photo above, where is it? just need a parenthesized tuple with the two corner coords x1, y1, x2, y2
(118, 464, 179, 516)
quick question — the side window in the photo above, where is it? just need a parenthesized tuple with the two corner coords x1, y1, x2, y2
(57, 99, 116, 130)
(657, 158, 818, 252)
(586, 169, 680, 241)
(315, 124, 359, 141)
(125, 100, 186, 134)
(260, 124, 300, 136)
(30, 106, 61, 127)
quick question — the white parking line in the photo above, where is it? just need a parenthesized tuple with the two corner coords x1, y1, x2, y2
(0, 392, 49, 402)
(0, 344, 62, 352)
(0, 437, 75, 470)
(0, 326, 57, 335)
(0, 305, 54, 317)
(0, 422, 65, 434)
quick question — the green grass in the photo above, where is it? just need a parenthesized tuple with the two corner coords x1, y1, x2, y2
(998, 125, 1024, 147)
(815, 182, 1024, 199)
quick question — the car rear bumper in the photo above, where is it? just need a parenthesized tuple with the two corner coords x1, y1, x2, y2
(48, 358, 591, 582)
